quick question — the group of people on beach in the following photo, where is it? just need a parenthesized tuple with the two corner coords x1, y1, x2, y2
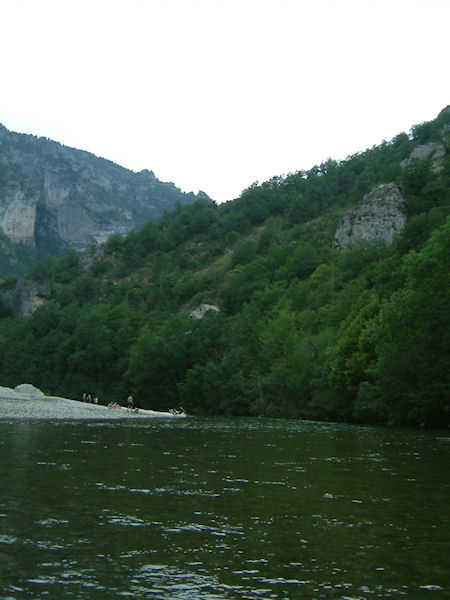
(81, 392, 139, 412)
(108, 395, 139, 413)
(82, 393, 98, 404)
(80, 392, 184, 416)
(107, 402, 122, 410)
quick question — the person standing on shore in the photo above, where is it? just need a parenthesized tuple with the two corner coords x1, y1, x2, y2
(127, 395, 134, 410)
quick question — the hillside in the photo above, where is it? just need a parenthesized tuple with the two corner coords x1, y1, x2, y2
(0, 124, 207, 275)
(0, 107, 449, 426)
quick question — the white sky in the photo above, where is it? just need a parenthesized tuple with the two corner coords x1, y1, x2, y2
(1, 0, 449, 203)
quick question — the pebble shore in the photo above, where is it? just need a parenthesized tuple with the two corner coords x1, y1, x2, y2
(0, 385, 153, 420)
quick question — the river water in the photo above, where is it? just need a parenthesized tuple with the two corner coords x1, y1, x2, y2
(0, 417, 448, 599)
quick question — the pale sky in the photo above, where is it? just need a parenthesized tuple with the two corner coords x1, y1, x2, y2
(1, 0, 449, 203)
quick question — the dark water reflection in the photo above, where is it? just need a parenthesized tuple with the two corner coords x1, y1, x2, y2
(0, 417, 449, 599)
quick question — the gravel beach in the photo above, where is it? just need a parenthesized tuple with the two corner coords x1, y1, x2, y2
(0, 385, 159, 420)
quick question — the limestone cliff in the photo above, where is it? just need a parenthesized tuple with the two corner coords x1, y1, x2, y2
(0, 278, 51, 317)
(400, 141, 446, 173)
(0, 124, 208, 274)
(333, 183, 406, 250)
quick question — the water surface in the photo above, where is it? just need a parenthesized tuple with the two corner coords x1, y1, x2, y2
(0, 417, 448, 599)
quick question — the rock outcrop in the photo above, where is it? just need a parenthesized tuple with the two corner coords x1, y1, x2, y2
(188, 304, 220, 319)
(333, 183, 406, 251)
(14, 383, 45, 396)
(0, 124, 209, 274)
(0, 278, 51, 317)
(400, 108, 449, 172)
(401, 141, 446, 173)
(0, 189, 37, 246)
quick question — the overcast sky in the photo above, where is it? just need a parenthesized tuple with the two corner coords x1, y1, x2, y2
(1, 0, 448, 203)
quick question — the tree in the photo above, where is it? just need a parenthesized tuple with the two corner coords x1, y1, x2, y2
(328, 291, 380, 422)
(258, 310, 310, 417)
(280, 242, 320, 282)
(370, 218, 450, 426)
(126, 314, 193, 409)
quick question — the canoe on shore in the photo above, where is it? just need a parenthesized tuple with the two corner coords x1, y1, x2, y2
(110, 404, 187, 418)
(135, 408, 187, 418)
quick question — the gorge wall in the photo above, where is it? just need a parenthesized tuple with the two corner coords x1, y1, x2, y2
(0, 124, 208, 274)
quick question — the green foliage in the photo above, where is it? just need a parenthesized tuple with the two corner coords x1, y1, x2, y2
(328, 291, 381, 421)
(276, 242, 320, 282)
(369, 219, 450, 426)
(230, 240, 257, 268)
(126, 314, 195, 409)
(334, 241, 391, 282)
(396, 206, 449, 254)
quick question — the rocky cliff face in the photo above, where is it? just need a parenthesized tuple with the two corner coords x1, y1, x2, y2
(400, 141, 446, 173)
(0, 124, 207, 274)
(333, 183, 406, 250)
(0, 278, 51, 317)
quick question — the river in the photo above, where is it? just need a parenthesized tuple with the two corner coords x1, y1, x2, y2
(0, 417, 448, 599)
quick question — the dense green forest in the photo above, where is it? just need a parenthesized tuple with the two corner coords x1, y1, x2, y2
(0, 109, 449, 427)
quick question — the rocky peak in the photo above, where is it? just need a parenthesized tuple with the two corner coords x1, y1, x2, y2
(333, 183, 406, 251)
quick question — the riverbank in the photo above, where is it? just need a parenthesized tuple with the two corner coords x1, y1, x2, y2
(0, 384, 169, 420)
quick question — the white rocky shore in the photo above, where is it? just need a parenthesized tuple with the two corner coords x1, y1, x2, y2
(0, 384, 175, 420)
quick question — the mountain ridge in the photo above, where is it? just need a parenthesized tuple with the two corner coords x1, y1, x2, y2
(0, 123, 208, 275)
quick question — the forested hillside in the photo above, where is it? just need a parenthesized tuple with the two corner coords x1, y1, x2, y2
(0, 108, 449, 427)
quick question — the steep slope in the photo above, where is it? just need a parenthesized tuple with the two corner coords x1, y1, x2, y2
(0, 108, 448, 426)
(0, 124, 207, 274)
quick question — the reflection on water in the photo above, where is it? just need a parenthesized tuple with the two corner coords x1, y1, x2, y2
(0, 417, 449, 599)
